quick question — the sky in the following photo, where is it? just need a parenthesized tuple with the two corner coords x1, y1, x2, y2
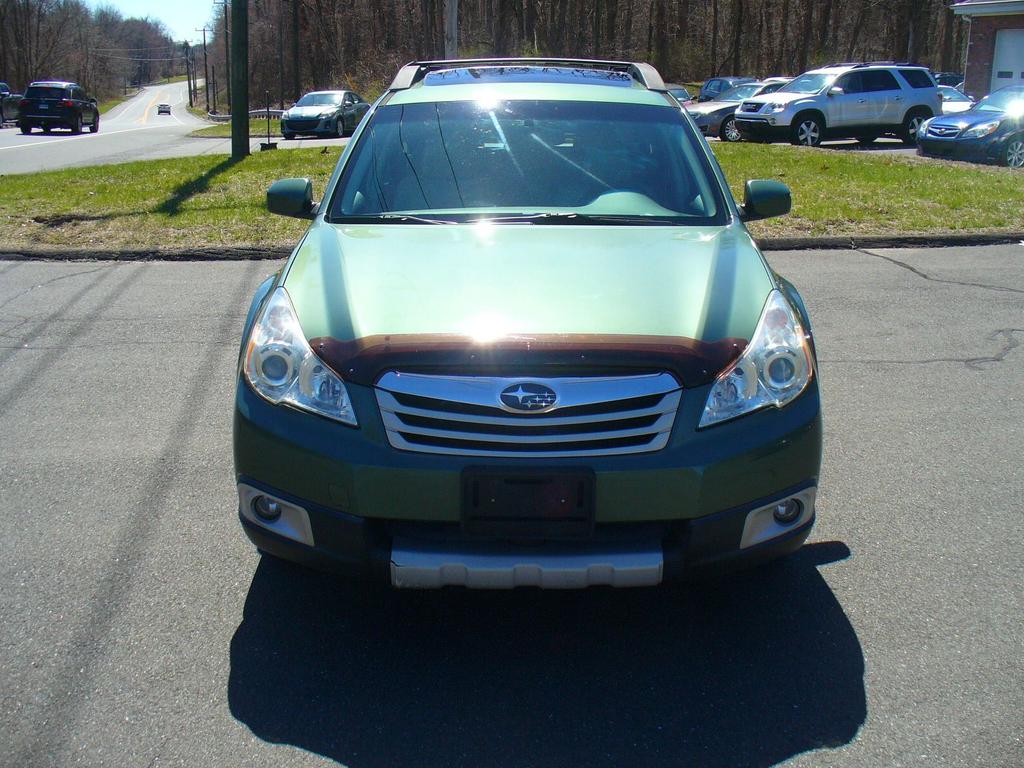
(86, 0, 215, 44)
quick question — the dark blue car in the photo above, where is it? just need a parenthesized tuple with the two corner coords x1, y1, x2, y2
(917, 86, 1024, 168)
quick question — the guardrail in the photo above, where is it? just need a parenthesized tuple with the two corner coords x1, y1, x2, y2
(206, 109, 284, 122)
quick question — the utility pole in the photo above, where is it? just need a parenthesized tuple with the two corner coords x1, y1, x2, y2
(196, 27, 211, 112)
(444, 0, 458, 59)
(220, 0, 232, 111)
(212, 65, 217, 113)
(277, 0, 284, 109)
(230, 0, 248, 159)
(291, 0, 300, 102)
(183, 42, 194, 108)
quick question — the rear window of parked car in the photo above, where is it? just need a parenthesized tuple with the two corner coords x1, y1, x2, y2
(898, 69, 935, 89)
(26, 86, 68, 99)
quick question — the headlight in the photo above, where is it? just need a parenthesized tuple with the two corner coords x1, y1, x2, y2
(319, 110, 335, 119)
(699, 290, 813, 428)
(919, 117, 934, 133)
(243, 287, 358, 426)
(766, 102, 788, 113)
(962, 119, 1001, 138)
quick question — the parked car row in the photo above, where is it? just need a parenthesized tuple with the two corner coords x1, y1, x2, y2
(682, 64, 1020, 169)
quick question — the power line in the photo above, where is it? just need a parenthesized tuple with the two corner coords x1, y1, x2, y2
(88, 52, 187, 61)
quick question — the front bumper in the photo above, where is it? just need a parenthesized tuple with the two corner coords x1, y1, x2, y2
(234, 375, 822, 587)
(736, 118, 791, 142)
(917, 134, 1004, 165)
(239, 478, 816, 587)
(281, 116, 337, 136)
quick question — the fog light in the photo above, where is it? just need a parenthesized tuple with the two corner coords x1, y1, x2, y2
(772, 498, 802, 524)
(252, 495, 282, 522)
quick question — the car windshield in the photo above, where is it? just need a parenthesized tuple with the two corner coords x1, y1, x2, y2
(939, 86, 970, 102)
(776, 73, 836, 94)
(973, 88, 1024, 115)
(296, 93, 342, 107)
(26, 86, 67, 100)
(668, 88, 690, 101)
(329, 99, 726, 225)
(719, 84, 761, 101)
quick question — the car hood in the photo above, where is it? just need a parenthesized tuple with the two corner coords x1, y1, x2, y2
(283, 222, 773, 386)
(285, 105, 334, 118)
(687, 100, 738, 116)
(929, 109, 1006, 130)
(741, 91, 812, 108)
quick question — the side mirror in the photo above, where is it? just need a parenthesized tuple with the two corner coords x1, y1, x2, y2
(740, 180, 791, 222)
(828, 86, 844, 97)
(89, 97, 97, 105)
(267, 178, 317, 219)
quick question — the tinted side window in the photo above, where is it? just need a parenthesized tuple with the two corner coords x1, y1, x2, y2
(836, 72, 865, 94)
(863, 71, 900, 92)
(899, 69, 935, 89)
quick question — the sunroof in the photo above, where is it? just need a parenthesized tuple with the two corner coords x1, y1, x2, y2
(423, 67, 635, 87)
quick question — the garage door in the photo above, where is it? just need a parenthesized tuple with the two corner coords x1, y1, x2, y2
(991, 28, 1024, 92)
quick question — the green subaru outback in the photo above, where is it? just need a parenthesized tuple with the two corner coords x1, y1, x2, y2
(234, 58, 821, 588)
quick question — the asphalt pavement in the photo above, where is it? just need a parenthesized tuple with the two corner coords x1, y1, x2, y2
(0, 245, 1021, 767)
(0, 81, 346, 175)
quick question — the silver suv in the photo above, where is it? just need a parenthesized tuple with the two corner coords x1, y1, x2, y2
(735, 63, 941, 147)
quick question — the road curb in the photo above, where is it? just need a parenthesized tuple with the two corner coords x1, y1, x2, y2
(755, 232, 1024, 251)
(1, 233, 1022, 262)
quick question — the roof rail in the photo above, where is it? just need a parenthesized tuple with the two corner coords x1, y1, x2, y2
(853, 61, 920, 68)
(388, 58, 667, 92)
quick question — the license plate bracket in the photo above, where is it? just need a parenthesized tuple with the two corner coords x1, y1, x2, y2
(462, 468, 595, 540)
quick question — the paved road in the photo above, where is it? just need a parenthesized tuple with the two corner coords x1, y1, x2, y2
(0, 245, 1021, 767)
(0, 81, 345, 175)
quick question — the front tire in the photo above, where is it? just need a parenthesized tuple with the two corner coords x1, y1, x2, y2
(19, 123, 31, 134)
(282, 132, 294, 140)
(71, 114, 82, 134)
(89, 114, 99, 133)
(900, 110, 929, 146)
(791, 114, 824, 147)
(1004, 136, 1024, 169)
(720, 116, 741, 143)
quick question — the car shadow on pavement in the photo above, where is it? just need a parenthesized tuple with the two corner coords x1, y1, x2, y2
(228, 541, 864, 768)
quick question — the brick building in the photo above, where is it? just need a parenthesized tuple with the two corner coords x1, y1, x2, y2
(953, 0, 1024, 97)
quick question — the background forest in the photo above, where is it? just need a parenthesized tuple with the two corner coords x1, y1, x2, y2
(1, 0, 969, 108)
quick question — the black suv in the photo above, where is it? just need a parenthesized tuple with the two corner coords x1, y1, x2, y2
(18, 81, 99, 134)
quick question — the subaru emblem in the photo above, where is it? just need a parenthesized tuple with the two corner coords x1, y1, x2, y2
(499, 382, 558, 412)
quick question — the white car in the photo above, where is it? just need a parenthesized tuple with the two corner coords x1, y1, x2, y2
(938, 85, 974, 114)
(735, 63, 941, 147)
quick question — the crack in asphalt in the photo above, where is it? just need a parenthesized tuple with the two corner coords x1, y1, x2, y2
(858, 249, 1024, 295)
(822, 328, 1023, 369)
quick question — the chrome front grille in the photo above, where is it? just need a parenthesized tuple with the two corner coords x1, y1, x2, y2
(375, 372, 682, 457)
(927, 125, 961, 138)
(741, 101, 762, 114)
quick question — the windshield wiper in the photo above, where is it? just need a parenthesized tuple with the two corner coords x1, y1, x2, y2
(332, 213, 456, 224)
(478, 212, 682, 226)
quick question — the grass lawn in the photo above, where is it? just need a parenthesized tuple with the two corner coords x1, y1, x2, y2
(189, 118, 289, 138)
(0, 143, 1021, 252)
(712, 143, 1024, 238)
(0, 149, 342, 250)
